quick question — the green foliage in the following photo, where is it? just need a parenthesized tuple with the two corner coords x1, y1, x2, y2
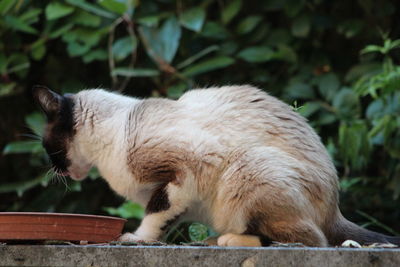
(179, 7, 206, 32)
(139, 16, 181, 64)
(104, 201, 144, 219)
(1, 0, 400, 241)
(188, 223, 209, 242)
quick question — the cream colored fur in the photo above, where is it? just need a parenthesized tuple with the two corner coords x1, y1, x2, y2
(66, 85, 343, 247)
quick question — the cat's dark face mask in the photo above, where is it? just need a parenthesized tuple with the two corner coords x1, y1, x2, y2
(32, 86, 76, 176)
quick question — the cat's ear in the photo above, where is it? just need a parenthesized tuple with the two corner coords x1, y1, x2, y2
(32, 85, 63, 119)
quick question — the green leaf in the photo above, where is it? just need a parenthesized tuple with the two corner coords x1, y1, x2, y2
(360, 45, 383, 55)
(30, 38, 46, 60)
(236, 15, 262, 35)
(137, 15, 160, 27)
(88, 167, 100, 179)
(340, 177, 362, 192)
(112, 68, 160, 77)
(219, 41, 238, 56)
(66, 0, 116, 19)
(201, 21, 229, 40)
(332, 88, 360, 120)
(366, 99, 384, 120)
(177, 45, 219, 69)
(104, 201, 144, 219)
(63, 28, 106, 48)
(0, 82, 16, 97)
(180, 7, 206, 32)
(0, 173, 51, 196)
(25, 112, 45, 137)
(7, 62, 30, 74)
(338, 122, 370, 169)
(45, 2, 75, 20)
(6, 54, 30, 74)
(291, 15, 310, 38)
(369, 115, 391, 138)
(99, 0, 127, 15)
(72, 10, 101, 27)
(20, 8, 42, 24)
(271, 44, 297, 63)
(317, 73, 340, 101)
(189, 223, 209, 241)
(182, 56, 234, 77)
(222, 0, 242, 24)
(112, 36, 137, 61)
(3, 141, 44, 154)
(156, 16, 181, 63)
(366, 93, 400, 120)
(389, 39, 400, 50)
(4, 15, 38, 34)
(48, 23, 74, 39)
(67, 41, 90, 57)
(317, 112, 337, 125)
(285, 82, 315, 99)
(167, 82, 186, 99)
(238, 46, 274, 63)
(345, 63, 381, 83)
(139, 16, 181, 63)
(0, 0, 16, 15)
(298, 101, 322, 118)
(83, 49, 108, 63)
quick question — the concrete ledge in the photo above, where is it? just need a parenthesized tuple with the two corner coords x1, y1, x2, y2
(1, 245, 400, 267)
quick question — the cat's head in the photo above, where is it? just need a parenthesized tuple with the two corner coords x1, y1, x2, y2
(32, 86, 92, 180)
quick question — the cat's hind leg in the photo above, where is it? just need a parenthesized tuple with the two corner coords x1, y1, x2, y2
(217, 233, 262, 247)
(214, 221, 327, 247)
(263, 219, 328, 247)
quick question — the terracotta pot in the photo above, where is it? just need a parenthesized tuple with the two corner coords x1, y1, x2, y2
(0, 212, 126, 243)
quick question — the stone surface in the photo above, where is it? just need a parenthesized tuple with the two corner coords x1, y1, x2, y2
(0, 245, 399, 267)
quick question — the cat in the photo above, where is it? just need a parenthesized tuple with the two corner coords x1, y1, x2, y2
(32, 85, 399, 247)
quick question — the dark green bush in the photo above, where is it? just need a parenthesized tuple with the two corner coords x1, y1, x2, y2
(1, 0, 399, 240)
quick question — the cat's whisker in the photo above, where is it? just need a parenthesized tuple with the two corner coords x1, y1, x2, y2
(49, 150, 64, 156)
(44, 168, 54, 182)
(18, 133, 42, 141)
(59, 173, 71, 192)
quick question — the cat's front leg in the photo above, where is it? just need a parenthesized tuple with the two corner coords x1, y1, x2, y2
(119, 183, 188, 243)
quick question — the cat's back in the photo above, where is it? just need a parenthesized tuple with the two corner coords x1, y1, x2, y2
(178, 85, 309, 136)
(178, 85, 271, 109)
(178, 85, 299, 121)
(178, 85, 336, 179)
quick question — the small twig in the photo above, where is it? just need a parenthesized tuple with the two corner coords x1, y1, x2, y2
(138, 27, 177, 74)
(138, 27, 191, 95)
(108, 17, 124, 90)
(317, 100, 336, 113)
(356, 210, 400, 236)
(117, 14, 138, 93)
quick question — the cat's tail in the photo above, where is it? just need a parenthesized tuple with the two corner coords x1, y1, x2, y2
(327, 211, 400, 246)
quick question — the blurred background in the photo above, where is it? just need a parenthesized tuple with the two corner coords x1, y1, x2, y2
(0, 0, 399, 243)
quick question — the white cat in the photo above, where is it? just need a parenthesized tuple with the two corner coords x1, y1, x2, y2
(33, 85, 399, 247)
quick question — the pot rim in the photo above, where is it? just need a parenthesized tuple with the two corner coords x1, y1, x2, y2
(0, 212, 127, 222)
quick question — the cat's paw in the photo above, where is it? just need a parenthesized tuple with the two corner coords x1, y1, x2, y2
(217, 233, 262, 247)
(118, 233, 153, 243)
